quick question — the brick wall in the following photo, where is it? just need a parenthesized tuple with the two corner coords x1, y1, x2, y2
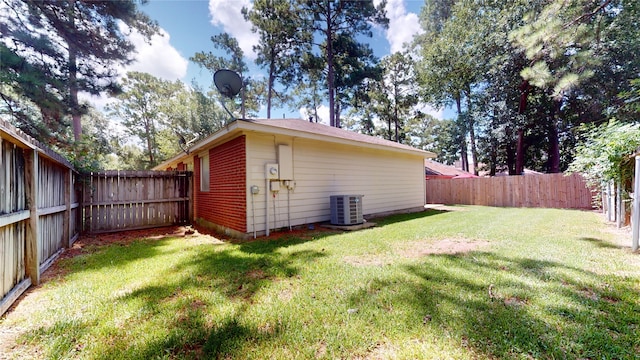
(194, 136, 247, 232)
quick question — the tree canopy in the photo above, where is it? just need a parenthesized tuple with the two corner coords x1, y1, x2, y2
(2, 0, 639, 174)
(0, 0, 158, 142)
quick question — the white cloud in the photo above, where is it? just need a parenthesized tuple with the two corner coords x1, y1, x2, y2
(377, 0, 424, 53)
(125, 27, 189, 81)
(79, 92, 116, 111)
(81, 26, 188, 111)
(418, 104, 444, 120)
(209, 0, 259, 60)
(299, 105, 330, 125)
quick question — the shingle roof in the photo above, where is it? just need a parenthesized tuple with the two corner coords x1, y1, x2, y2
(246, 119, 433, 155)
(154, 118, 435, 170)
(424, 160, 473, 176)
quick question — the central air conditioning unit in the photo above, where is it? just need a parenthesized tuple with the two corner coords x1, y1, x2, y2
(330, 195, 363, 225)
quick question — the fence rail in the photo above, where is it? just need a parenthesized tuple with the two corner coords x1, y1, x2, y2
(2, 120, 194, 316)
(1, 119, 80, 316)
(81, 171, 192, 233)
(425, 173, 594, 209)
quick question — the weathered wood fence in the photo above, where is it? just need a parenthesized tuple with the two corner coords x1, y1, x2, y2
(1, 119, 80, 316)
(1, 120, 194, 315)
(425, 173, 594, 209)
(81, 171, 192, 233)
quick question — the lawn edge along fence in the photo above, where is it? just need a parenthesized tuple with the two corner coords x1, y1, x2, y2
(1, 120, 193, 316)
(425, 172, 594, 209)
(1, 119, 79, 316)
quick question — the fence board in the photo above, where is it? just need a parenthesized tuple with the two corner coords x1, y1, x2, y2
(0, 138, 28, 308)
(2, 120, 80, 315)
(81, 171, 192, 233)
(426, 173, 594, 209)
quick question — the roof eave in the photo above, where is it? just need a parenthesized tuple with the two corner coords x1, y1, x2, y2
(239, 121, 435, 158)
(153, 119, 436, 170)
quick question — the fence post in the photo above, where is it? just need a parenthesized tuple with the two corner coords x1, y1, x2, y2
(616, 178, 623, 229)
(63, 168, 72, 247)
(24, 149, 40, 285)
(188, 172, 194, 223)
(632, 156, 640, 252)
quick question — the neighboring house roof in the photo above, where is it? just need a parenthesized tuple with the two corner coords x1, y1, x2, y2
(155, 118, 436, 170)
(425, 159, 474, 177)
(493, 168, 544, 176)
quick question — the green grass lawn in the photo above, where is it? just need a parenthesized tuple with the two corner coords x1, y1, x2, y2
(1, 206, 639, 359)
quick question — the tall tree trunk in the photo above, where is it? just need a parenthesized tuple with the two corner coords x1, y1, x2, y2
(465, 90, 477, 175)
(515, 129, 525, 175)
(455, 95, 469, 172)
(394, 104, 399, 142)
(489, 140, 497, 176)
(335, 93, 341, 127)
(267, 60, 274, 119)
(69, 49, 81, 142)
(468, 124, 478, 174)
(67, 0, 81, 142)
(145, 118, 155, 166)
(325, 3, 336, 127)
(505, 127, 516, 175)
(515, 80, 530, 175)
(394, 82, 399, 142)
(547, 99, 561, 173)
(461, 141, 469, 172)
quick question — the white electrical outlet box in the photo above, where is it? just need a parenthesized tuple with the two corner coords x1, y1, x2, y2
(270, 180, 280, 192)
(266, 163, 279, 180)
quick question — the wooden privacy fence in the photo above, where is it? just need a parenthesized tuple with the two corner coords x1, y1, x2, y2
(1, 119, 80, 316)
(81, 171, 192, 233)
(425, 173, 594, 209)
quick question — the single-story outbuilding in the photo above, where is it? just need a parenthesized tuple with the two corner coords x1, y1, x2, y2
(154, 119, 435, 238)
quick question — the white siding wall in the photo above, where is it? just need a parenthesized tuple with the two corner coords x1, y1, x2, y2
(245, 132, 426, 234)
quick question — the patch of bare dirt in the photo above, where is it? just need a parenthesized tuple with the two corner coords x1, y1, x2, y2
(246, 269, 267, 280)
(503, 296, 528, 307)
(344, 238, 490, 267)
(398, 238, 490, 258)
(353, 341, 397, 360)
(315, 341, 327, 359)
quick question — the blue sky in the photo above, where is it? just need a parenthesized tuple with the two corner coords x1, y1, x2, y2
(86, 0, 450, 121)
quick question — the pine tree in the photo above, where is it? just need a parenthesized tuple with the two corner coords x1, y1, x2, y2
(191, 33, 263, 119)
(0, 0, 158, 142)
(243, 0, 309, 119)
(297, 0, 388, 128)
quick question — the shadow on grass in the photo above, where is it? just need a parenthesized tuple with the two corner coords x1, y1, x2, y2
(15, 220, 638, 359)
(84, 236, 326, 359)
(371, 208, 450, 227)
(64, 238, 177, 273)
(346, 251, 639, 359)
(238, 231, 335, 254)
(579, 237, 621, 249)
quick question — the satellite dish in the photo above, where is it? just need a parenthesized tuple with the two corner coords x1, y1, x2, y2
(175, 131, 197, 155)
(214, 69, 243, 98)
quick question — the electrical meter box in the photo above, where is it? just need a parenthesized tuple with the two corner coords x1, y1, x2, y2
(265, 163, 279, 180)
